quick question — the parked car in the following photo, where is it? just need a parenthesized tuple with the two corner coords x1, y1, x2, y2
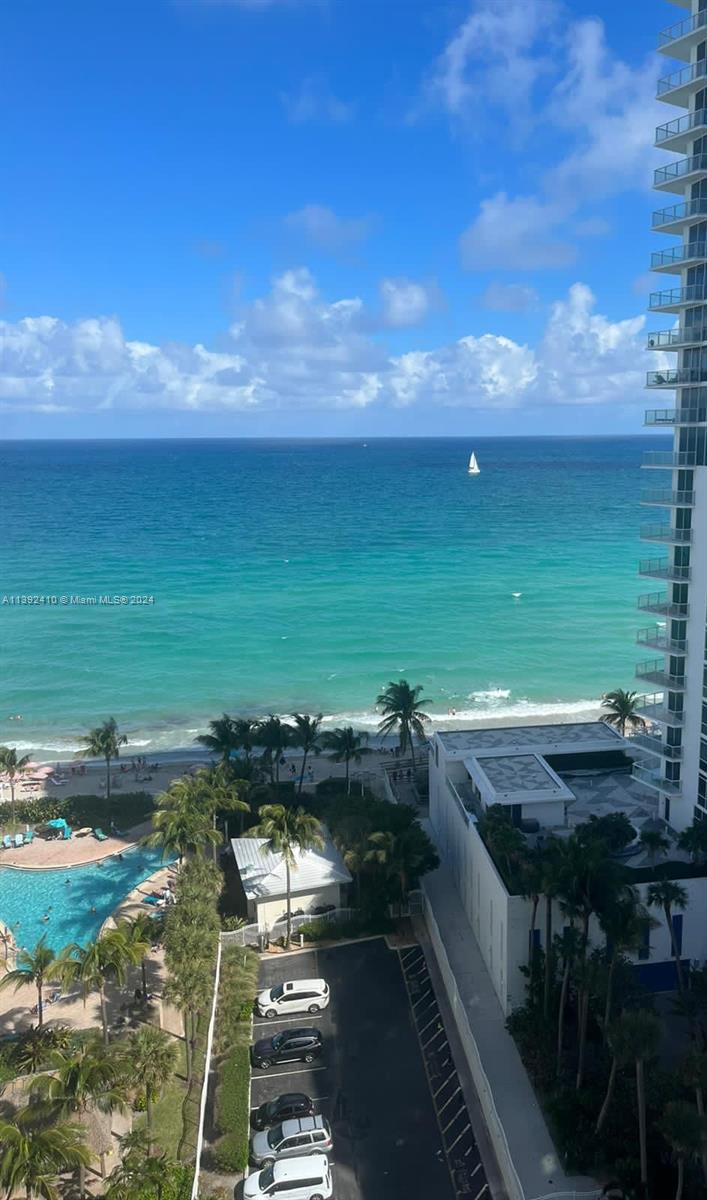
(250, 1028, 323, 1070)
(251, 1093, 314, 1132)
(243, 1154, 333, 1200)
(256, 979, 330, 1018)
(250, 1116, 333, 1166)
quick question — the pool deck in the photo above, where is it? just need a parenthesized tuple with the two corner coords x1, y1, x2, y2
(0, 821, 152, 869)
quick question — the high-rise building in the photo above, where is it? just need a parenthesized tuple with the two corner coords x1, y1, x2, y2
(641, 0, 707, 831)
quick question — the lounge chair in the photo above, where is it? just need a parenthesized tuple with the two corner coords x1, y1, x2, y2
(1, 835, 11, 850)
(14, 833, 23, 848)
(24, 830, 34, 844)
(93, 828, 108, 841)
(62, 826, 72, 839)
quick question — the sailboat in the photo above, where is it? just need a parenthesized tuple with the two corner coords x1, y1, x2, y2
(467, 451, 480, 476)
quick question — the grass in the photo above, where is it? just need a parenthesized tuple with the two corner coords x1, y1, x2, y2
(210, 947, 260, 1174)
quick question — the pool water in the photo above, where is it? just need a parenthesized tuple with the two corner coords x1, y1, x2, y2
(0, 846, 173, 952)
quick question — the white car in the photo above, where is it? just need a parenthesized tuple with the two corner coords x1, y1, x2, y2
(243, 1153, 333, 1200)
(250, 1115, 333, 1166)
(256, 978, 330, 1018)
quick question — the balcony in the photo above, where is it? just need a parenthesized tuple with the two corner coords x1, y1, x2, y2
(637, 592, 689, 618)
(646, 368, 707, 387)
(639, 522, 692, 543)
(642, 450, 701, 468)
(632, 762, 682, 795)
(636, 627, 687, 654)
(638, 558, 690, 582)
(658, 10, 707, 60)
(640, 489, 695, 506)
(631, 731, 683, 761)
(645, 408, 707, 426)
(648, 283, 707, 313)
(657, 59, 707, 106)
(647, 327, 707, 350)
(656, 108, 707, 153)
(654, 153, 707, 193)
(635, 658, 687, 689)
(635, 693, 684, 728)
(652, 197, 707, 233)
(651, 242, 707, 273)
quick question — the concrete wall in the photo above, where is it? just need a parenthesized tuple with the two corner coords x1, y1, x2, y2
(250, 884, 344, 931)
(676, 465, 707, 832)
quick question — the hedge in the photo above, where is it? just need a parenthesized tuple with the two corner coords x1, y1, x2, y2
(0, 792, 153, 830)
(210, 947, 260, 1175)
(212, 1044, 252, 1172)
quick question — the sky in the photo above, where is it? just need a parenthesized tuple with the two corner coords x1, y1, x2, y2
(0, 0, 679, 438)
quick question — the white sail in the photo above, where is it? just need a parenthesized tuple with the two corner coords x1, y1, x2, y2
(468, 451, 480, 475)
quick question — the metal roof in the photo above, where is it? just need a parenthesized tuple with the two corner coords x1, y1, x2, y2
(231, 829, 352, 900)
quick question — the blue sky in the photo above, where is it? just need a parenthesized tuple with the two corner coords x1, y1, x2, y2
(0, 0, 676, 437)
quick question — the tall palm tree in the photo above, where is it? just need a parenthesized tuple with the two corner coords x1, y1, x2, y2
(194, 764, 251, 844)
(105, 1132, 177, 1200)
(258, 715, 291, 784)
(231, 718, 259, 766)
(321, 727, 372, 794)
(647, 879, 689, 1003)
(338, 834, 370, 908)
(77, 718, 128, 809)
(163, 961, 212, 1083)
(128, 1026, 178, 1147)
(115, 915, 153, 997)
(595, 1009, 661, 1187)
(143, 778, 221, 864)
(682, 1049, 707, 1183)
(0, 1107, 91, 1200)
(678, 820, 707, 864)
(660, 1100, 707, 1200)
(640, 828, 670, 866)
(598, 888, 655, 1036)
(247, 804, 324, 945)
(291, 713, 323, 796)
(195, 713, 237, 767)
(0, 937, 63, 1029)
(32, 1041, 128, 1197)
(376, 680, 430, 775)
(519, 848, 544, 975)
(61, 929, 137, 1046)
(0, 744, 31, 826)
(600, 688, 646, 737)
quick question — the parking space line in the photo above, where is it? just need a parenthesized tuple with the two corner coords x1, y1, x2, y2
(438, 1086, 462, 1114)
(418, 1012, 442, 1036)
(447, 1123, 472, 1153)
(441, 1105, 465, 1134)
(253, 1065, 328, 1080)
(254, 1015, 328, 1026)
(423, 1029, 447, 1050)
(472, 1186, 489, 1200)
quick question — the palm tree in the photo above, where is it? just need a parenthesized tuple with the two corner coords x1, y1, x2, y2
(601, 688, 646, 737)
(128, 1026, 178, 1147)
(0, 1107, 91, 1200)
(163, 961, 212, 1083)
(105, 1131, 178, 1200)
(682, 1049, 707, 1183)
(76, 718, 128, 809)
(598, 889, 654, 1035)
(258, 715, 291, 784)
(231, 717, 259, 766)
(595, 1009, 661, 1186)
(143, 778, 221, 863)
(247, 804, 324, 945)
(291, 713, 323, 796)
(195, 764, 251, 844)
(195, 713, 237, 766)
(339, 834, 370, 908)
(115, 914, 153, 997)
(61, 929, 136, 1046)
(519, 848, 544, 975)
(321, 727, 372, 794)
(32, 1041, 128, 1197)
(376, 680, 430, 775)
(678, 820, 707, 864)
(0, 745, 31, 826)
(660, 1100, 707, 1200)
(640, 827, 670, 866)
(0, 937, 64, 1029)
(647, 879, 689, 1003)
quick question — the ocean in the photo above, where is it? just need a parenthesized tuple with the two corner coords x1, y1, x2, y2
(0, 436, 665, 758)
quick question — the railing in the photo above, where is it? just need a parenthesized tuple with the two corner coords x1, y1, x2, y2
(656, 107, 707, 146)
(637, 626, 687, 653)
(635, 693, 684, 726)
(651, 242, 707, 268)
(190, 939, 222, 1200)
(641, 488, 695, 505)
(654, 153, 707, 187)
(646, 369, 707, 387)
(632, 732, 683, 760)
(643, 450, 702, 467)
(653, 197, 707, 228)
(658, 8, 707, 49)
(657, 58, 707, 96)
(638, 558, 691, 581)
(647, 327, 707, 349)
(220, 906, 358, 948)
(633, 762, 681, 795)
(645, 409, 707, 426)
(649, 283, 707, 309)
(635, 659, 687, 688)
(640, 522, 692, 542)
(637, 592, 689, 617)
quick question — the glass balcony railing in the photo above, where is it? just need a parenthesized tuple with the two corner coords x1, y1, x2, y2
(639, 521, 692, 542)
(657, 59, 707, 97)
(639, 558, 691, 581)
(632, 763, 681, 795)
(658, 9, 707, 50)
(654, 153, 707, 186)
(647, 328, 707, 349)
(631, 732, 683, 760)
(637, 593, 690, 617)
(656, 108, 707, 146)
(653, 197, 707, 229)
(645, 408, 707, 425)
(643, 450, 702, 467)
(636, 627, 687, 653)
(649, 283, 707, 309)
(641, 489, 695, 506)
(635, 658, 687, 688)
(651, 243, 707, 269)
(635, 693, 684, 727)
(646, 369, 707, 387)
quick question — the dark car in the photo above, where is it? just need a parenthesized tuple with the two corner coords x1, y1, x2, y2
(251, 1093, 314, 1132)
(250, 1027, 323, 1070)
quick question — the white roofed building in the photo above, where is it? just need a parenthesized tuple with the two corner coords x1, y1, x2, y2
(230, 829, 352, 931)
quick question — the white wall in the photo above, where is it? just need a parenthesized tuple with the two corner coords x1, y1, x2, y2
(251, 884, 344, 931)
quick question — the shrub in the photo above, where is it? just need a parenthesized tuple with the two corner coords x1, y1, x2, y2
(298, 918, 362, 942)
(0, 792, 153, 832)
(212, 1044, 251, 1173)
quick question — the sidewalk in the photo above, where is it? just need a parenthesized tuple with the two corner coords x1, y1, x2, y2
(420, 858, 601, 1200)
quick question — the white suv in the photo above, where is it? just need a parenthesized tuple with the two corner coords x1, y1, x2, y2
(256, 979, 330, 1018)
(243, 1154, 333, 1200)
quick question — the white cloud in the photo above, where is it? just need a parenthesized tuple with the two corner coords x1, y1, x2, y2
(0, 275, 649, 417)
(481, 282, 540, 312)
(379, 278, 440, 328)
(461, 194, 576, 271)
(281, 78, 354, 124)
(284, 205, 373, 253)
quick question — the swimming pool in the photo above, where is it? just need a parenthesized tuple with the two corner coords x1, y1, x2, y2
(0, 846, 174, 952)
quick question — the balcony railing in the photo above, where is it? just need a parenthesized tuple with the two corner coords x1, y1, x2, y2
(631, 731, 683, 760)
(654, 153, 707, 187)
(637, 592, 689, 617)
(653, 197, 707, 229)
(641, 488, 695, 506)
(645, 408, 707, 426)
(649, 283, 707, 310)
(646, 369, 707, 387)
(639, 558, 691, 581)
(656, 108, 707, 147)
(639, 522, 692, 543)
(643, 450, 702, 468)
(636, 627, 687, 653)
(647, 328, 707, 350)
(635, 658, 687, 689)
(657, 58, 707, 97)
(632, 762, 681, 795)
(651, 243, 707, 269)
(635, 693, 684, 727)
(658, 9, 707, 50)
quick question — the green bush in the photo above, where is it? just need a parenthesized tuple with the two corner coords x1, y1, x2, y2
(298, 918, 362, 942)
(212, 1044, 251, 1173)
(0, 792, 153, 832)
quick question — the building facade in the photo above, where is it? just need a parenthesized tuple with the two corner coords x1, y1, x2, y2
(641, 0, 707, 831)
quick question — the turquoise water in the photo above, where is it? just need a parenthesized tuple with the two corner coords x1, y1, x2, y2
(0, 846, 171, 952)
(0, 437, 665, 755)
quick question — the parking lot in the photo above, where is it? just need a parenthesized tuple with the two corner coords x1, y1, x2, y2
(249, 938, 489, 1200)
